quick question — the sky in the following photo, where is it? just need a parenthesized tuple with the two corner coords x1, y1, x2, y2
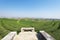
(0, 0, 60, 19)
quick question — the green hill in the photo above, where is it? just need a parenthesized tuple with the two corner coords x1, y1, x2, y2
(0, 18, 60, 40)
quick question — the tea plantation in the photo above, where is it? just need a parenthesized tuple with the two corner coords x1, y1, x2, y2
(0, 18, 60, 40)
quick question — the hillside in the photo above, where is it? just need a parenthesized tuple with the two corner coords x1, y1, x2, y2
(0, 18, 60, 40)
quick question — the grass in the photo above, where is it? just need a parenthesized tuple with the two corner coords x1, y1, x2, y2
(0, 18, 60, 40)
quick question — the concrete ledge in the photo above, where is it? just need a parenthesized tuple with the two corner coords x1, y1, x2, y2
(40, 31, 55, 40)
(1, 32, 17, 40)
(21, 27, 35, 32)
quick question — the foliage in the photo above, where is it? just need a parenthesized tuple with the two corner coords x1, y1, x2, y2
(0, 18, 60, 40)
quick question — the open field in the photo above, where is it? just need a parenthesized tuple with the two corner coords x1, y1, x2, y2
(0, 18, 60, 40)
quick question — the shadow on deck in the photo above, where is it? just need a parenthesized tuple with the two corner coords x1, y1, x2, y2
(36, 32, 46, 40)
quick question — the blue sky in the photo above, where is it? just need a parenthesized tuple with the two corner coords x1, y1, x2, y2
(0, 0, 60, 19)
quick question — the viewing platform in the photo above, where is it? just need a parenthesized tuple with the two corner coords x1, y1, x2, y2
(1, 28, 55, 40)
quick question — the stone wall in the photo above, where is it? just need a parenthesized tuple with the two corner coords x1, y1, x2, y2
(1, 32, 17, 40)
(40, 31, 55, 40)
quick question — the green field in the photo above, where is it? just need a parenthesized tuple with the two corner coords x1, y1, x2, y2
(0, 18, 60, 40)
